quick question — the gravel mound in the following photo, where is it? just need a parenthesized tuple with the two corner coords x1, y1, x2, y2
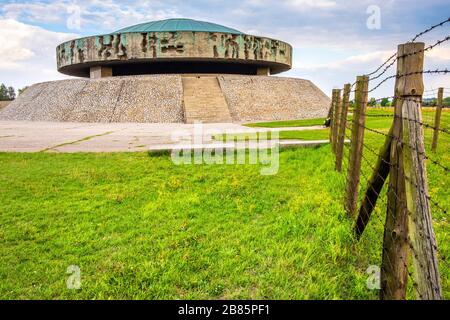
(219, 75, 330, 122)
(0, 75, 184, 123)
(0, 74, 330, 123)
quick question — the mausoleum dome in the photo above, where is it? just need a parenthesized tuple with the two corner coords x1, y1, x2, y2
(114, 18, 244, 34)
(56, 18, 292, 78)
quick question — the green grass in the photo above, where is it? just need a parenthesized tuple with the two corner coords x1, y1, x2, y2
(279, 130, 330, 140)
(244, 118, 326, 128)
(0, 150, 377, 300)
(0, 108, 448, 300)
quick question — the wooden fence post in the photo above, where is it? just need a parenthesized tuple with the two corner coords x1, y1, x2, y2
(329, 89, 339, 152)
(336, 84, 351, 172)
(431, 87, 444, 152)
(329, 89, 337, 143)
(332, 89, 342, 154)
(397, 42, 442, 299)
(325, 90, 335, 127)
(344, 76, 368, 217)
(381, 75, 408, 299)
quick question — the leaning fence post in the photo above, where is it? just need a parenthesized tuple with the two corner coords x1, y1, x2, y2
(336, 84, 351, 172)
(396, 42, 442, 299)
(355, 124, 393, 240)
(431, 87, 444, 152)
(344, 76, 368, 216)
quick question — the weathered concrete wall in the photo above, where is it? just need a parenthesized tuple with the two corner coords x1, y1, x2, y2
(218, 75, 331, 122)
(0, 101, 11, 110)
(0, 75, 184, 123)
(57, 31, 292, 76)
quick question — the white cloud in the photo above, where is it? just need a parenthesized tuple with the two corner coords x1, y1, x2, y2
(425, 46, 450, 62)
(0, 19, 76, 88)
(285, 0, 337, 10)
(295, 50, 396, 71)
(247, 0, 337, 9)
(287, 50, 397, 97)
(1, 0, 179, 33)
(2, 2, 67, 24)
(288, 47, 450, 99)
(0, 0, 448, 97)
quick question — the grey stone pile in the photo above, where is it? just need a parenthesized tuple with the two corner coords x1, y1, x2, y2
(0, 74, 330, 123)
(218, 75, 330, 122)
(0, 75, 184, 123)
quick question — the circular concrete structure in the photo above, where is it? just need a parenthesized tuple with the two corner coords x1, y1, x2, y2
(56, 18, 293, 77)
(1, 18, 331, 124)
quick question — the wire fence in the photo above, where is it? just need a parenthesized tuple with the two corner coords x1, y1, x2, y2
(327, 17, 449, 300)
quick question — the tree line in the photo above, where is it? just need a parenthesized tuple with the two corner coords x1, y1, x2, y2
(0, 84, 16, 101)
(350, 96, 450, 108)
(0, 84, 29, 101)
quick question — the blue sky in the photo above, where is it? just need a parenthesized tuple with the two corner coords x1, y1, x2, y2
(0, 0, 449, 98)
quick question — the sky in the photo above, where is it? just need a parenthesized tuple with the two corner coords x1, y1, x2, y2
(0, 0, 449, 99)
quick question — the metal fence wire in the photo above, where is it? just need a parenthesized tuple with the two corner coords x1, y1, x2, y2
(327, 17, 449, 300)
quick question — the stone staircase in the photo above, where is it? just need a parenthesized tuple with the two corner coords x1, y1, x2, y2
(182, 76, 232, 123)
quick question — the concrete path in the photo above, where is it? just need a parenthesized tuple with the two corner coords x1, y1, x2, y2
(0, 121, 330, 153)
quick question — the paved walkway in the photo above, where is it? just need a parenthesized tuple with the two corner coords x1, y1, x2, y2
(0, 121, 329, 153)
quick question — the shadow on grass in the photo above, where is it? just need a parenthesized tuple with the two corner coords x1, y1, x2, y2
(147, 150, 172, 157)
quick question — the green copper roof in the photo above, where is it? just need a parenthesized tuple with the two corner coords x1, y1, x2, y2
(115, 18, 243, 34)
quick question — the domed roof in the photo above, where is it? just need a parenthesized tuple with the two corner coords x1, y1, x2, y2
(115, 18, 243, 34)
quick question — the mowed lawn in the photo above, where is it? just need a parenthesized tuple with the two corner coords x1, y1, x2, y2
(0, 108, 448, 300)
(244, 118, 327, 128)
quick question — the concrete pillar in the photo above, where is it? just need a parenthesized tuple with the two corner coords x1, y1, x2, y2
(257, 67, 270, 76)
(90, 66, 113, 79)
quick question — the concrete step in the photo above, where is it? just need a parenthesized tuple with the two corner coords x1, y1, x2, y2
(182, 76, 232, 124)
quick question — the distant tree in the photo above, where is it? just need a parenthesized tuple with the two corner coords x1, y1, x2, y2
(0, 84, 16, 100)
(349, 100, 356, 110)
(430, 99, 437, 107)
(368, 97, 377, 107)
(443, 97, 450, 107)
(380, 98, 390, 107)
(0, 84, 7, 101)
(18, 86, 29, 96)
(423, 98, 437, 106)
(7, 87, 16, 100)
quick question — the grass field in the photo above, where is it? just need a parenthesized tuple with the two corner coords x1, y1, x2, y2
(244, 118, 327, 128)
(0, 108, 448, 300)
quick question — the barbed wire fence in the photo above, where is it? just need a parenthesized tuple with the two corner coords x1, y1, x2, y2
(327, 18, 449, 300)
